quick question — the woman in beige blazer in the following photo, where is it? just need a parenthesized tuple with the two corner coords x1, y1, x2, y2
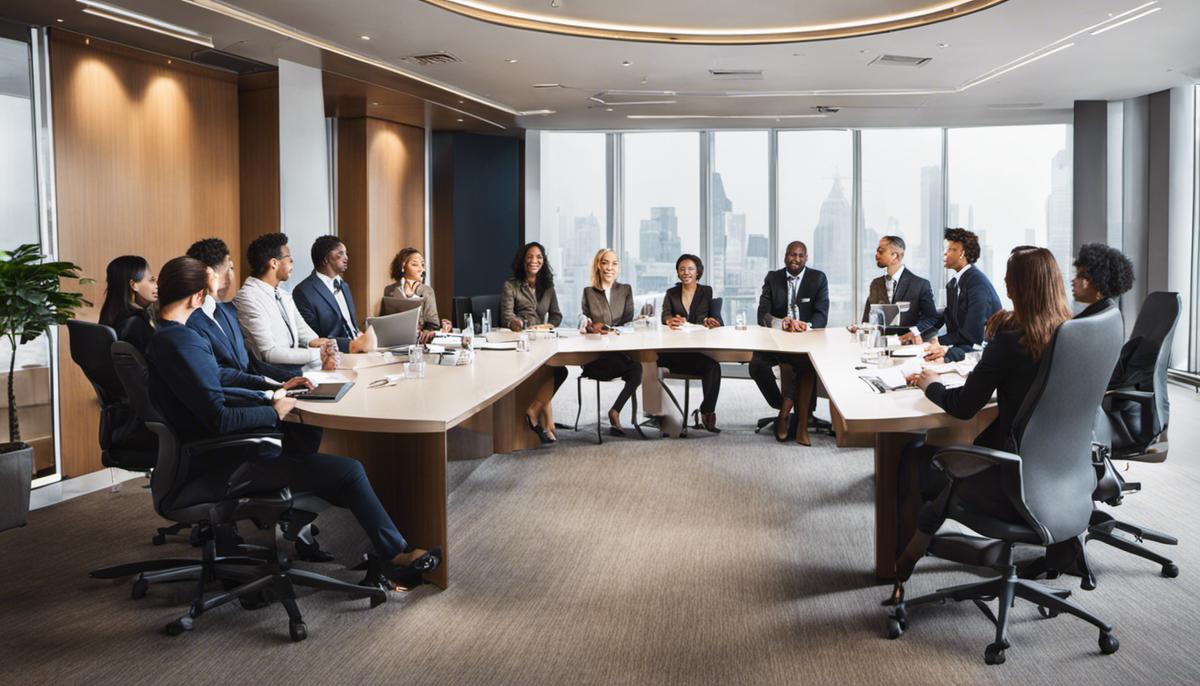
(382, 248, 450, 345)
(580, 249, 641, 436)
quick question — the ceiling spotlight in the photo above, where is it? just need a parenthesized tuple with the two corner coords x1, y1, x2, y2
(505, 58, 519, 63)
(621, 60, 632, 67)
(550, 0, 561, 7)
(371, 101, 379, 106)
(937, 42, 950, 48)
(361, 35, 370, 40)
(605, 108, 613, 112)
(56, 18, 64, 23)
(457, 118, 464, 122)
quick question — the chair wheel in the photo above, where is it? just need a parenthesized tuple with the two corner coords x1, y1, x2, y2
(289, 620, 307, 642)
(152, 533, 167, 546)
(1037, 605, 1059, 619)
(130, 578, 149, 600)
(309, 525, 319, 536)
(238, 591, 271, 611)
(1081, 574, 1097, 591)
(164, 617, 193, 636)
(369, 593, 387, 609)
(1162, 563, 1179, 578)
(984, 642, 1006, 665)
(886, 618, 904, 639)
(1099, 632, 1119, 655)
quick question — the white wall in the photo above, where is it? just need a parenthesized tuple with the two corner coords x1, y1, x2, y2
(277, 59, 331, 288)
(1166, 86, 1195, 369)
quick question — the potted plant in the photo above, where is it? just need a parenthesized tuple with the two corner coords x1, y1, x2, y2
(1, 244, 90, 532)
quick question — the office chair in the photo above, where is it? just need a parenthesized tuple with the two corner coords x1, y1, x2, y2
(65, 320, 193, 544)
(887, 307, 1124, 665)
(573, 374, 647, 444)
(1088, 291, 1182, 579)
(451, 296, 472, 330)
(658, 298, 722, 437)
(90, 342, 385, 641)
(470, 293, 501, 332)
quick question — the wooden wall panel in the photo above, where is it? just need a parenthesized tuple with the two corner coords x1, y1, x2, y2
(336, 118, 425, 322)
(51, 33, 240, 477)
(237, 72, 280, 279)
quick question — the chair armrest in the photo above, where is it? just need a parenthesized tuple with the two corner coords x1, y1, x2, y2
(932, 445, 1022, 480)
(1105, 388, 1154, 402)
(182, 430, 283, 459)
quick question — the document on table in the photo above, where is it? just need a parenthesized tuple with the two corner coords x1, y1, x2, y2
(858, 359, 923, 392)
(305, 370, 352, 384)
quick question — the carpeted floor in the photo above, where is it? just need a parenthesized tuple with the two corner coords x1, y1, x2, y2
(2, 373, 1198, 685)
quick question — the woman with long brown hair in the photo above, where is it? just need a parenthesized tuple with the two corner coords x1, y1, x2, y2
(885, 247, 1073, 605)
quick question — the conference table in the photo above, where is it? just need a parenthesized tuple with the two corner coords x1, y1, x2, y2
(294, 326, 994, 588)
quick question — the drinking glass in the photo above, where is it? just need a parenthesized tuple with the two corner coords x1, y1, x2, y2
(735, 310, 746, 330)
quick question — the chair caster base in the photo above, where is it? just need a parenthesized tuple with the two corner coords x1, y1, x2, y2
(984, 641, 1007, 665)
(289, 620, 307, 642)
(1162, 563, 1179, 578)
(1099, 632, 1119, 655)
(165, 616, 193, 636)
(1037, 605, 1060, 619)
(152, 533, 167, 546)
(131, 577, 148, 600)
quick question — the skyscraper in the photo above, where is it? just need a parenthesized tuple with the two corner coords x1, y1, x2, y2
(812, 177, 852, 285)
(639, 207, 681, 263)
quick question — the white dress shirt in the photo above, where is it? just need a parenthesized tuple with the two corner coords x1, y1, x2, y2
(315, 271, 359, 336)
(771, 268, 809, 329)
(948, 262, 972, 288)
(233, 276, 321, 365)
(885, 265, 906, 303)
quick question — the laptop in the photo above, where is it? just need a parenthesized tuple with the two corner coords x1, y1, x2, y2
(366, 307, 422, 349)
(296, 382, 354, 402)
(380, 295, 425, 316)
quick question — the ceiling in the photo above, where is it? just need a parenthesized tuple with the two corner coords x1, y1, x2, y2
(4, 0, 1199, 131)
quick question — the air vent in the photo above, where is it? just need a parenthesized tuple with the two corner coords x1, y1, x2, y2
(868, 54, 932, 68)
(402, 52, 462, 66)
(189, 48, 273, 75)
(532, 83, 564, 89)
(813, 105, 840, 114)
(709, 69, 763, 80)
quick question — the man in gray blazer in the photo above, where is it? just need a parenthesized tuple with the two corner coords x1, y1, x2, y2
(858, 235, 938, 336)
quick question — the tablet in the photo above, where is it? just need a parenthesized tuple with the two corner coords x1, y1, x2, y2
(297, 382, 354, 402)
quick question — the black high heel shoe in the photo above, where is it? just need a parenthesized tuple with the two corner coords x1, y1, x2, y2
(526, 415, 553, 444)
(354, 547, 442, 592)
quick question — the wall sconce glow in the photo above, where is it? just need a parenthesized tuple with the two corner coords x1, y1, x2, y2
(77, 0, 214, 47)
(419, 0, 1008, 45)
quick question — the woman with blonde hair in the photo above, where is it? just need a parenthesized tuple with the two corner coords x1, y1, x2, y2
(382, 247, 450, 345)
(887, 247, 1074, 605)
(579, 248, 641, 436)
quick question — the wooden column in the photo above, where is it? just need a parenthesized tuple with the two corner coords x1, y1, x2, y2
(336, 118, 425, 324)
(237, 71, 280, 278)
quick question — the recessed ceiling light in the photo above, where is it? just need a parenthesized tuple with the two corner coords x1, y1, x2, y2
(505, 58, 519, 63)
(937, 42, 950, 48)
(360, 35, 370, 40)
(605, 108, 613, 112)
(56, 18, 64, 23)
(621, 60, 632, 67)
(167, 59, 172, 64)
(457, 118, 464, 122)
(371, 101, 379, 106)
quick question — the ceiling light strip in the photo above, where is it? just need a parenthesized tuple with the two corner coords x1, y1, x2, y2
(960, 42, 1075, 90)
(627, 114, 828, 120)
(182, 0, 524, 125)
(78, 0, 214, 47)
(1089, 6, 1162, 36)
(422, 0, 1007, 45)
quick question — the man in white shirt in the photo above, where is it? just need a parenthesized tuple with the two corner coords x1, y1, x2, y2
(292, 235, 369, 354)
(233, 233, 333, 369)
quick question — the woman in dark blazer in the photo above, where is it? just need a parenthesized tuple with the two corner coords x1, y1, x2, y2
(887, 247, 1073, 605)
(503, 242, 567, 444)
(147, 256, 440, 590)
(580, 248, 641, 436)
(658, 254, 722, 432)
(98, 255, 158, 352)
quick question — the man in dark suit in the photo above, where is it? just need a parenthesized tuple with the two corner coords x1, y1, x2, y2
(920, 228, 1002, 362)
(750, 241, 829, 414)
(293, 235, 368, 354)
(857, 235, 938, 335)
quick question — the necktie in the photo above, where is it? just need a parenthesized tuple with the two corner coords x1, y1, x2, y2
(275, 290, 296, 347)
(885, 275, 895, 303)
(333, 279, 359, 336)
(788, 276, 799, 320)
(946, 277, 959, 318)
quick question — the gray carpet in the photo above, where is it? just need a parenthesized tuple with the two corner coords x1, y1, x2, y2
(2, 373, 1199, 685)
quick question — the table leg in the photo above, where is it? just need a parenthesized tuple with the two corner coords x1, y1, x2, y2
(320, 429, 450, 589)
(874, 432, 915, 581)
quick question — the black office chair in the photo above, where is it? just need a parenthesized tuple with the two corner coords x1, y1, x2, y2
(470, 293, 501, 332)
(658, 298, 722, 437)
(1089, 291, 1182, 579)
(573, 374, 647, 445)
(65, 320, 196, 545)
(90, 342, 385, 641)
(452, 296, 472, 331)
(887, 307, 1124, 665)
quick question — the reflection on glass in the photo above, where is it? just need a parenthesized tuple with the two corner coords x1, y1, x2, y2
(623, 132, 700, 304)
(538, 132, 607, 325)
(0, 34, 56, 481)
(861, 128, 943, 315)
(778, 130, 853, 326)
(710, 131, 768, 323)
(948, 125, 1072, 307)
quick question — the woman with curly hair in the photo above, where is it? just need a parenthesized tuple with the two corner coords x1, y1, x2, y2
(1071, 243, 1135, 319)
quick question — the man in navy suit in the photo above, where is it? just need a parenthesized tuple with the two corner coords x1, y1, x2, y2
(293, 236, 368, 354)
(749, 241, 830, 411)
(919, 227, 1003, 362)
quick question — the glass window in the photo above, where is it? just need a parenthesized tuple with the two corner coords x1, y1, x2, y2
(861, 128, 943, 314)
(778, 130, 854, 326)
(947, 125, 1073, 307)
(537, 132, 607, 325)
(623, 132, 700, 305)
(709, 131, 768, 323)
(0, 31, 57, 482)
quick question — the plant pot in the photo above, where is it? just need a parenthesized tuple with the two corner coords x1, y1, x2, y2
(0, 443, 33, 532)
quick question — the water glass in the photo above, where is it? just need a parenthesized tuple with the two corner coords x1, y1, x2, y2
(406, 346, 425, 378)
(735, 310, 747, 330)
(517, 331, 531, 352)
(481, 310, 491, 335)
